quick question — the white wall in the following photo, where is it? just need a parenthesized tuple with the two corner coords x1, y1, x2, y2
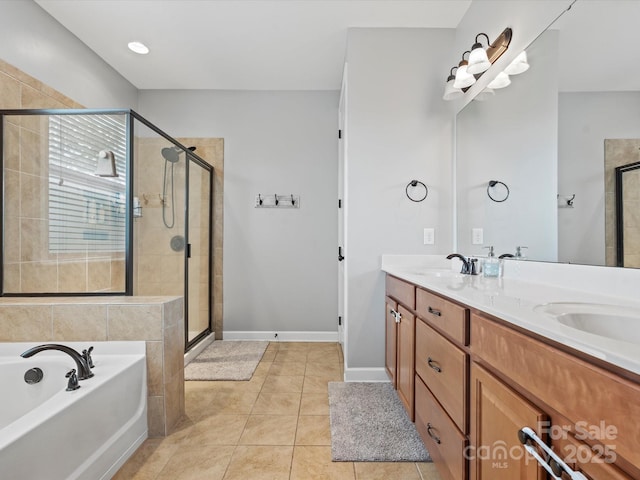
(0, 0, 137, 108)
(138, 90, 339, 337)
(558, 91, 640, 265)
(344, 28, 455, 377)
(456, 31, 559, 261)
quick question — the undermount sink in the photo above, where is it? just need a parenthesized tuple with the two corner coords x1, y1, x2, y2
(534, 302, 640, 344)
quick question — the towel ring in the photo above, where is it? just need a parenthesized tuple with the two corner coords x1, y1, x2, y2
(487, 180, 509, 203)
(406, 180, 428, 202)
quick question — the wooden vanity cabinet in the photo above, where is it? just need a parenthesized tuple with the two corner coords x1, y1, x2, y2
(385, 296, 398, 388)
(383, 274, 639, 480)
(469, 363, 547, 480)
(385, 275, 416, 420)
(471, 313, 638, 480)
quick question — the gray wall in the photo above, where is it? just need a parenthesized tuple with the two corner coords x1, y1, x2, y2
(456, 31, 559, 261)
(0, 0, 137, 108)
(344, 28, 455, 377)
(558, 91, 640, 265)
(138, 90, 339, 337)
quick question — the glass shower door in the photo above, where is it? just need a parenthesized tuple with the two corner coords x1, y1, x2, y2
(185, 154, 212, 349)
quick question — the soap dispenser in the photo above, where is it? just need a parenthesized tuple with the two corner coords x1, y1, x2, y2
(482, 246, 503, 278)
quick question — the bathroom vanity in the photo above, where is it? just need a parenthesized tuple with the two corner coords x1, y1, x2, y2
(383, 257, 640, 480)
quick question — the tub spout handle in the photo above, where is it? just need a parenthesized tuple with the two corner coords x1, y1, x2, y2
(65, 369, 80, 391)
(83, 346, 95, 369)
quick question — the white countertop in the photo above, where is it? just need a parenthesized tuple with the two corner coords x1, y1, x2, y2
(382, 255, 640, 376)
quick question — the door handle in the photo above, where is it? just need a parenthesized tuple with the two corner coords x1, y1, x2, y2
(338, 246, 345, 262)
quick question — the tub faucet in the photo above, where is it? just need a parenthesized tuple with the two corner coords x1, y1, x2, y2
(21, 344, 94, 380)
(446, 253, 478, 275)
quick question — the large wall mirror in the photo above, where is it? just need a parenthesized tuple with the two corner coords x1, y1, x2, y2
(456, 0, 640, 268)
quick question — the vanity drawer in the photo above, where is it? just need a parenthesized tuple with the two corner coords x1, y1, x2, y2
(386, 275, 415, 309)
(416, 287, 468, 345)
(415, 319, 468, 432)
(471, 313, 640, 472)
(415, 375, 467, 480)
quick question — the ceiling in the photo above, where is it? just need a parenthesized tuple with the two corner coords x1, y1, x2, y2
(35, 0, 472, 91)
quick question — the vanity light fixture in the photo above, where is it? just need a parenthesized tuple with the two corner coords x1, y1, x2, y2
(443, 67, 464, 100)
(453, 51, 476, 89)
(474, 87, 495, 101)
(443, 28, 512, 101)
(504, 50, 530, 75)
(127, 41, 149, 55)
(487, 71, 511, 89)
(467, 33, 492, 74)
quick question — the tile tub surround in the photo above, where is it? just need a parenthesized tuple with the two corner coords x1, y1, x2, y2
(0, 295, 185, 437)
(381, 255, 640, 376)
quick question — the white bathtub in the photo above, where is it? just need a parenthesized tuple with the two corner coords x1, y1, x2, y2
(0, 341, 147, 480)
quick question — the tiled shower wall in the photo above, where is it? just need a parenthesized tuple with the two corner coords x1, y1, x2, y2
(0, 59, 125, 293)
(134, 137, 224, 339)
(604, 139, 640, 267)
(1, 58, 223, 337)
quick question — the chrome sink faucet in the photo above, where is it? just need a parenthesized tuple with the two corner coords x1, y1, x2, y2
(21, 344, 94, 380)
(446, 253, 478, 275)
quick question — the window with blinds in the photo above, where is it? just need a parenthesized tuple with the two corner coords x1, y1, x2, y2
(48, 114, 127, 253)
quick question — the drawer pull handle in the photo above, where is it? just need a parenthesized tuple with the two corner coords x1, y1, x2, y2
(389, 309, 401, 323)
(427, 306, 442, 317)
(517, 427, 588, 480)
(427, 357, 442, 373)
(426, 423, 441, 444)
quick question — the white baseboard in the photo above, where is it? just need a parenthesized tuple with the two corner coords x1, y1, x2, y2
(223, 331, 339, 342)
(343, 367, 390, 382)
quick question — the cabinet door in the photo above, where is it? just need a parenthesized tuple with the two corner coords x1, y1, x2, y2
(385, 296, 398, 387)
(397, 304, 415, 421)
(470, 363, 546, 480)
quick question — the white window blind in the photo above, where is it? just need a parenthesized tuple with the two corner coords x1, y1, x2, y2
(48, 114, 127, 253)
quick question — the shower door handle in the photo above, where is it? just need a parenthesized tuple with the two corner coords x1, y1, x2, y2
(186, 243, 192, 258)
(338, 246, 345, 262)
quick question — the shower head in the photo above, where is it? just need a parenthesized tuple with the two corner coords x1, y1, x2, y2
(161, 145, 197, 163)
(161, 147, 180, 163)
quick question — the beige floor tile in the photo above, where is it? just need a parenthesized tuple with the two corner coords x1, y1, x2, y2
(277, 342, 310, 351)
(184, 414, 249, 446)
(202, 375, 266, 393)
(223, 445, 293, 480)
(239, 415, 298, 445)
(295, 415, 331, 446)
(261, 350, 277, 362)
(262, 374, 304, 393)
(300, 393, 329, 415)
(354, 462, 422, 480)
(184, 389, 217, 419)
(254, 361, 272, 376)
(251, 392, 301, 415)
(305, 362, 343, 377)
(307, 349, 342, 364)
(303, 375, 343, 394)
(416, 462, 443, 479)
(290, 446, 355, 480)
(210, 389, 260, 414)
(269, 361, 306, 376)
(156, 444, 235, 480)
(274, 350, 308, 363)
(112, 438, 180, 480)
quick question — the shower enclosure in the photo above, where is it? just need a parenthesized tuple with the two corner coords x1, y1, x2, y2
(0, 109, 214, 351)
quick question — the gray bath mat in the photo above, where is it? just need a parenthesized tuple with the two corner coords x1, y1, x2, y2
(328, 382, 431, 462)
(184, 341, 268, 381)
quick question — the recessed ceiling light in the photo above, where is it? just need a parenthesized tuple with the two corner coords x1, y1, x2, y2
(128, 41, 149, 55)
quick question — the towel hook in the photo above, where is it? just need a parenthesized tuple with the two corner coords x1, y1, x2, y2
(291, 194, 295, 206)
(274, 194, 279, 206)
(258, 194, 263, 206)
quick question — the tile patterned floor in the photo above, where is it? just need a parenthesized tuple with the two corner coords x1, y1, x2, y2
(113, 342, 443, 480)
